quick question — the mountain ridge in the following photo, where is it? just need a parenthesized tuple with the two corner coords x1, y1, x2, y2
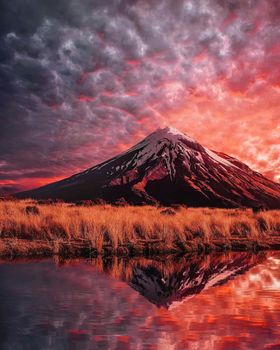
(16, 127, 280, 208)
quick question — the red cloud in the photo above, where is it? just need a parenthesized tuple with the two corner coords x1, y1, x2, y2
(78, 95, 96, 102)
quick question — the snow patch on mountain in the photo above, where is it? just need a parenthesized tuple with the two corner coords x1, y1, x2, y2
(205, 148, 238, 169)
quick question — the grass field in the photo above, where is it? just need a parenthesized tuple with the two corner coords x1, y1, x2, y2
(0, 199, 279, 257)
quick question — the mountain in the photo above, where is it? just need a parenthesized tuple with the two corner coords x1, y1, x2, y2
(16, 127, 280, 208)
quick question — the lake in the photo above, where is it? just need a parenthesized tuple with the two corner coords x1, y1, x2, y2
(0, 252, 279, 350)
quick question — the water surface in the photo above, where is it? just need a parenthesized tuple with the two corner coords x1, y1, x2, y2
(0, 252, 279, 350)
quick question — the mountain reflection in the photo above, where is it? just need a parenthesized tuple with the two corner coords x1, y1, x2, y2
(59, 252, 266, 309)
(127, 253, 266, 308)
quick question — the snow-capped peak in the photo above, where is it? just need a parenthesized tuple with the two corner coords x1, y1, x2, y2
(146, 126, 196, 144)
(94, 126, 234, 178)
(146, 127, 236, 169)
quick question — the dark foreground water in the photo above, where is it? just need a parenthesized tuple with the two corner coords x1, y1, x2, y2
(0, 252, 279, 350)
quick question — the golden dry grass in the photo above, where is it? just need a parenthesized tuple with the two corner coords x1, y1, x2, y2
(0, 199, 279, 256)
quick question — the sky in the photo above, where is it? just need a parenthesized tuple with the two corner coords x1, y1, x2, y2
(0, 0, 279, 194)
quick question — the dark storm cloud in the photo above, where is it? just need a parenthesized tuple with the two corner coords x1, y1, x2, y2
(0, 0, 280, 193)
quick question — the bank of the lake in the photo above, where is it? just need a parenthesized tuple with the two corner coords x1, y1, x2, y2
(0, 200, 279, 257)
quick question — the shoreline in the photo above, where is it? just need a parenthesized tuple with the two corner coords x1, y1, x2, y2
(1, 237, 280, 259)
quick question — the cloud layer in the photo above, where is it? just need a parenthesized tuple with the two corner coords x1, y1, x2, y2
(0, 0, 279, 193)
